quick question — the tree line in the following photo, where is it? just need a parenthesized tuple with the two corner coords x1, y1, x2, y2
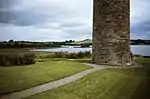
(0, 40, 75, 49)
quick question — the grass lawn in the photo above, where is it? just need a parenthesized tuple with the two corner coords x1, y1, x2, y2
(26, 58, 150, 99)
(0, 60, 91, 95)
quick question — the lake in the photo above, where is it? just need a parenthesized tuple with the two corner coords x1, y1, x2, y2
(33, 45, 150, 56)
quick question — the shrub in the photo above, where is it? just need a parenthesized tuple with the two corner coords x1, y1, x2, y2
(0, 50, 35, 66)
(54, 52, 65, 58)
(66, 51, 91, 59)
(43, 51, 91, 59)
(66, 53, 77, 59)
(133, 54, 143, 58)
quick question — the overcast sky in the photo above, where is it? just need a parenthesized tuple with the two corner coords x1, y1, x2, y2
(0, 0, 149, 41)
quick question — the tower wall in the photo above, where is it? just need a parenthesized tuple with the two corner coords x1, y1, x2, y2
(92, 0, 131, 66)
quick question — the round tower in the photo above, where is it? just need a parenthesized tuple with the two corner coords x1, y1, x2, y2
(92, 0, 132, 66)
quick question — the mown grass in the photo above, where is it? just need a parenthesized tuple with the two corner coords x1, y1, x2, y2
(0, 60, 91, 95)
(26, 58, 150, 99)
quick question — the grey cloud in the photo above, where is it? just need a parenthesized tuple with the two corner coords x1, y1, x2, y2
(0, 0, 73, 26)
(62, 24, 92, 40)
(3, 0, 149, 41)
(0, 9, 50, 25)
(0, 0, 13, 9)
(60, 22, 86, 28)
(0, 10, 12, 23)
(131, 19, 150, 39)
(130, 0, 150, 39)
(0, 0, 12, 23)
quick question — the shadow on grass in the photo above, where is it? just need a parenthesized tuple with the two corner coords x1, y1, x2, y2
(131, 79, 150, 99)
(75, 57, 150, 99)
(131, 58, 150, 99)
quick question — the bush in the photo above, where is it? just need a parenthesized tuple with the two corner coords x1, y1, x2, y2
(54, 52, 65, 58)
(133, 54, 143, 58)
(0, 51, 35, 66)
(47, 51, 91, 59)
(66, 51, 91, 59)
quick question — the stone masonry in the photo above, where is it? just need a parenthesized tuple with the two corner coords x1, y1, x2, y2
(92, 0, 132, 66)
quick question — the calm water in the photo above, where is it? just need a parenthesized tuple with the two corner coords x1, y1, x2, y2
(33, 45, 150, 56)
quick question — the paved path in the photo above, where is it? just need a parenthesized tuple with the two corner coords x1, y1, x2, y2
(0, 63, 141, 99)
(0, 63, 109, 99)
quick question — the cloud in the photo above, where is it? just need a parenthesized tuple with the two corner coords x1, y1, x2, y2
(0, 0, 93, 41)
(0, 23, 70, 41)
(0, 0, 150, 41)
(0, 0, 92, 26)
(130, 0, 150, 39)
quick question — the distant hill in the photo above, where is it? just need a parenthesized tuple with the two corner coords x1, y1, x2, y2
(70, 39, 150, 45)
(70, 39, 92, 45)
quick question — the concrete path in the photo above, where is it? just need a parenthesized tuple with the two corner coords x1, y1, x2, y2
(0, 63, 109, 99)
(0, 63, 141, 99)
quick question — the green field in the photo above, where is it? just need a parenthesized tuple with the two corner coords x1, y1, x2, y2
(70, 39, 92, 45)
(0, 59, 90, 95)
(0, 49, 150, 99)
(26, 58, 150, 99)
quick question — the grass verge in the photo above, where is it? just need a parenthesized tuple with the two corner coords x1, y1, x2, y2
(26, 58, 150, 99)
(0, 60, 90, 95)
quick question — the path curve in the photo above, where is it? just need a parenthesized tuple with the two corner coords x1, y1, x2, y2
(0, 63, 140, 99)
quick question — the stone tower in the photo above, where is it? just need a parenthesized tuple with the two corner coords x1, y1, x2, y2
(92, 0, 131, 66)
